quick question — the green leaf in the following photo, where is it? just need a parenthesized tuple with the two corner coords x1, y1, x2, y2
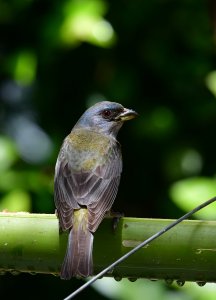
(0, 190, 31, 212)
(0, 136, 18, 172)
(170, 177, 216, 219)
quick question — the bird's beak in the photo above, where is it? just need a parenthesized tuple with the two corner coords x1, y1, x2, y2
(115, 108, 138, 121)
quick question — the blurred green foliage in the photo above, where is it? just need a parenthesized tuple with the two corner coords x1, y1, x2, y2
(93, 278, 216, 300)
(1, 0, 216, 299)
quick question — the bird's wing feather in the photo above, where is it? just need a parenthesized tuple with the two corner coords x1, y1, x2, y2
(87, 177, 120, 231)
(54, 158, 80, 230)
(54, 137, 122, 232)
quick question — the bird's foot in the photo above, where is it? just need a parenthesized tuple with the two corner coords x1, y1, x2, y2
(105, 210, 124, 232)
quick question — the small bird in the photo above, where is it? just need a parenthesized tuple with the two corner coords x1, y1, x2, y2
(54, 101, 137, 279)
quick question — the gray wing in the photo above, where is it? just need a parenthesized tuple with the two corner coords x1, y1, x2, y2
(54, 153, 80, 231)
(54, 140, 122, 232)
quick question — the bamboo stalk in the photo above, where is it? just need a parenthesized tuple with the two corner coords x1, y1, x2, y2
(0, 212, 215, 283)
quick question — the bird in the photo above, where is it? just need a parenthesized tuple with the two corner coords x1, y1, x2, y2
(54, 101, 138, 280)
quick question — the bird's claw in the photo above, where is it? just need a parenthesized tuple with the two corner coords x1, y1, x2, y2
(105, 211, 124, 232)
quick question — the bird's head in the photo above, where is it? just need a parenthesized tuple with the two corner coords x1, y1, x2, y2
(74, 101, 138, 137)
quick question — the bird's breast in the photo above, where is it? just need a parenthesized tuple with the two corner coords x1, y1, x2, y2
(64, 129, 115, 172)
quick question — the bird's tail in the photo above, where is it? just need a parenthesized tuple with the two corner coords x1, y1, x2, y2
(60, 209, 93, 279)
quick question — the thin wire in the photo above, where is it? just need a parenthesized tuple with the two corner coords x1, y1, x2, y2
(64, 196, 216, 300)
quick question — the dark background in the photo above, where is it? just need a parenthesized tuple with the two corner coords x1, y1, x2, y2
(1, 0, 216, 299)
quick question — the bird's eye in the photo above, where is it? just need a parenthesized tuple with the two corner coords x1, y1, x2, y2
(102, 110, 112, 119)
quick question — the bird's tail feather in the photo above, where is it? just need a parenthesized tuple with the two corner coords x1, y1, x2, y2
(60, 217, 93, 279)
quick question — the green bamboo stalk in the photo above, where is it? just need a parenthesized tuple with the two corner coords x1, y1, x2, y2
(0, 213, 62, 275)
(0, 212, 215, 283)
